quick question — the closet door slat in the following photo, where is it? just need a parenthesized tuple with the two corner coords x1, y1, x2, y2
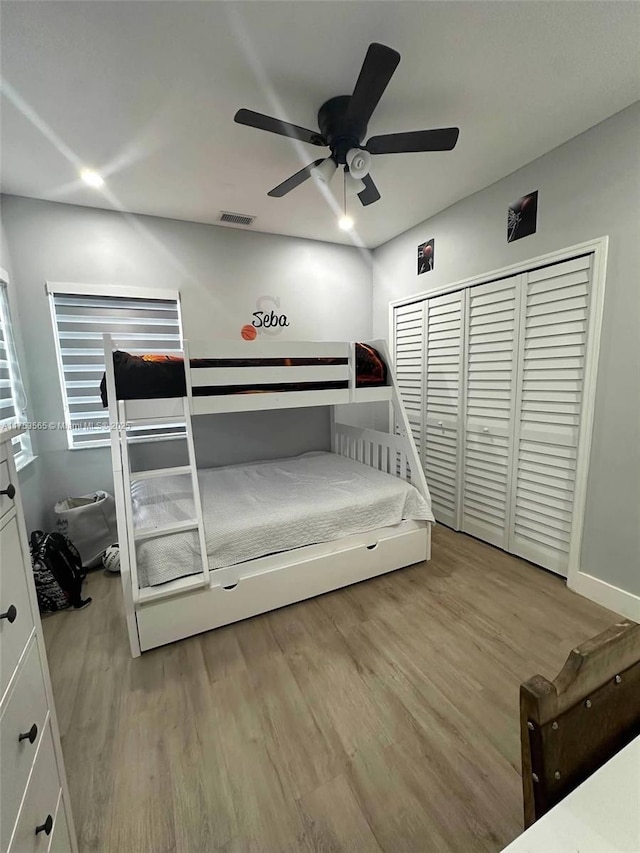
(424, 290, 464, 528)
(509, 255, 593, 576)
(462, 276, 520, 549)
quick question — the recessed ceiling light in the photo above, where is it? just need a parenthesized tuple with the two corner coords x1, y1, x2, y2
(338, 215, 354, 231)
(80, 168, 104, 188)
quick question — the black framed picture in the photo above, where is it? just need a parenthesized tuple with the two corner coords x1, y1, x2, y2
(508, 191, 538, 242)
(417, 239, 435, 274)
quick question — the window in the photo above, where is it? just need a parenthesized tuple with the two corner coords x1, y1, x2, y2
(0, 274, 35, 469)
(46, 283, 183, 449)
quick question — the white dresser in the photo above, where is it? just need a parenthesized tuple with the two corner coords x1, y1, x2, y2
(0, 428, 77, 853)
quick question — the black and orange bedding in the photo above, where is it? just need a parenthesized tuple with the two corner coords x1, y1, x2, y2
(100, 343, 387, 405)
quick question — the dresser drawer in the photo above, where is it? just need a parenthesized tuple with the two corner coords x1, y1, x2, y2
(1, 515, 35, 701)
(0, 459, 17, 519)
(0, 637, 50, 852)
(6, 723, 61, 853)
(49, 792, 72, 853)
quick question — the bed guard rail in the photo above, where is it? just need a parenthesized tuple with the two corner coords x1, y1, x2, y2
(103, 336, 393, 417)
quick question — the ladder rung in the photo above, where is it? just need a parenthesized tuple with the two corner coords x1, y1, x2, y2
(131, 465, 192, 481)
(125, 415, 187, 428)
(135, 519, 199, 542)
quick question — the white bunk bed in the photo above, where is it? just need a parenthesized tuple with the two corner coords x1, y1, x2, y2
(103, 336, 433, 657)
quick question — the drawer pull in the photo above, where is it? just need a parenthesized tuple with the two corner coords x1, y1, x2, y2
(35, 815, 53, 836)
(0, 604, 17, 623)
(0, 483, 16, 500)
(19, 723, 38, 744)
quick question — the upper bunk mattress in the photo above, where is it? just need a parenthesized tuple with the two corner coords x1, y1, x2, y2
(132, 451, 434, 588)
(100, 342, 387, 404)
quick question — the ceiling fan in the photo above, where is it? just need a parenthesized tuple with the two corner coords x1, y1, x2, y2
(234, 43, 459, 207)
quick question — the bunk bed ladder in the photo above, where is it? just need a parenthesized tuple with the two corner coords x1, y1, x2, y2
(117, 396, 210, 605)
(183, 397, 210, 591)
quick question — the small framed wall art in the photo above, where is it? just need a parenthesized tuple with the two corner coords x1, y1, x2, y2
(508, 191, 538, 242)
(417, 238, 435, 274)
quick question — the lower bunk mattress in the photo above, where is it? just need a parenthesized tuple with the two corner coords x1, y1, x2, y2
(131, 451, 434, 588)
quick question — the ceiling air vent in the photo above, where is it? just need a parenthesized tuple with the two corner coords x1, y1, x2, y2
(219, 211, 255, 227)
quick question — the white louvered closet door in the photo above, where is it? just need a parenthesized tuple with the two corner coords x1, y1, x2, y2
(509, 254, 593, 576)
(462, 277, 521, 548)
(393, 301, 425, 461)
(424, 291, 465, 528)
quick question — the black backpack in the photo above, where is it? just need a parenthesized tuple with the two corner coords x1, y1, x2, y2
(30, 531, 92, 613)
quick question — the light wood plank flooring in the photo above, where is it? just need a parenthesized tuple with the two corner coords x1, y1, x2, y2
(43, 526, 617, 853)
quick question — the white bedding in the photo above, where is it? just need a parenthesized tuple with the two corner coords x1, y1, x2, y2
(131, 451, 433, 588)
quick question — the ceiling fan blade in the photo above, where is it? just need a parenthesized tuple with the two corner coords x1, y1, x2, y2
(235, 109, 326, 146)
(357, 173, 381, 207)
(267, 159, 326, 197)
(348, 43, 401, 127)
(367, 127, 460, 155)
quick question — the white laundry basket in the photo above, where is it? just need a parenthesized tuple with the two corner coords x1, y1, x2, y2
(54, 490, 118, 568)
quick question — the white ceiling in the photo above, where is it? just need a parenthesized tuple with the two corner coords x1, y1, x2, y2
(1, 1, 639, 249)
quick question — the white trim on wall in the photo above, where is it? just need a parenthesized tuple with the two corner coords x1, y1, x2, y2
(566, 239, 608, 597)
(388, 237, 618, 615)
(570, 572, 640, 622)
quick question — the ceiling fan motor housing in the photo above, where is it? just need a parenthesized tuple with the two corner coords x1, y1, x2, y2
(318, 96, 367, 164)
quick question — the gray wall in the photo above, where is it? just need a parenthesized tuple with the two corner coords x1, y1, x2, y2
(0, 196, 373, 530)
(372, 102, 640, 597)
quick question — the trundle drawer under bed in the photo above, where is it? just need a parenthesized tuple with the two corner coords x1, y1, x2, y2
(136, 520, 429, 652)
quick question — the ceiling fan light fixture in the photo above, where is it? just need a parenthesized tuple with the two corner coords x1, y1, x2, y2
(345, 148, 371, 180)
(310, 157, 337, 185)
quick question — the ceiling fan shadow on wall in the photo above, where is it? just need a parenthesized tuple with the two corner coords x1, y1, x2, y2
(234, 43, 459, 208)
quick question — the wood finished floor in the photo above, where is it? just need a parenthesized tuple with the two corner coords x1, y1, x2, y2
(43, 526, 617, 853)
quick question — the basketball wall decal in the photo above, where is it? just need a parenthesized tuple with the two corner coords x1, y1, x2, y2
(241, 324, 257, 340)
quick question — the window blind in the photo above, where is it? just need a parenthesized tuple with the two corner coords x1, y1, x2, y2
(0, 281, 34, 468)
(49, 290, 183, 448)
(0, 304, 16, 423)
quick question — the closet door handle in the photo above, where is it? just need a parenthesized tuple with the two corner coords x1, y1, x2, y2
(19, 723, 38, 744)
(35, 815, 53, 836)
(0, 604, 17, 623)
(0, 483, 16, 500)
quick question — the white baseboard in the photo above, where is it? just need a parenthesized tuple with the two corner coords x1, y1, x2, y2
(569, 571, 640, 621)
